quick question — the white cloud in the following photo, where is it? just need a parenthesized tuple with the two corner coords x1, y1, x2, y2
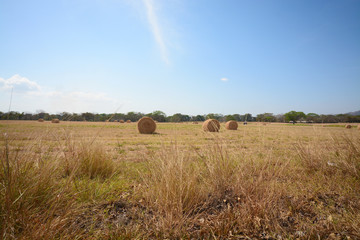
(0, 74, 119, 113)
(143, 0, 169, 64)
(221, 78, 228, 82)
(0, 74, 41, 91)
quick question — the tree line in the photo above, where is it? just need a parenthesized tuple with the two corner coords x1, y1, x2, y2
(0, 110, 359, 123)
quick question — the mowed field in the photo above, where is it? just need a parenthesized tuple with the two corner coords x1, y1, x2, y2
(1, 120, 360, 239)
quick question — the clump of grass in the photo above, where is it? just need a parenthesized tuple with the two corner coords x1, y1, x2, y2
(0, 133, 74, 239)
(140, 144, 206, 235)
(297, 134, 360, 179)
(139, 140, 288, 238)
(61, 138, 116, 179)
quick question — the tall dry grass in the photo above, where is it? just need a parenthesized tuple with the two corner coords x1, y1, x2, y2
(61, 138, 116, 179)
(0, 133, 74, 239)
(138, 132, 360, 238)
(139, 138, 293, 238)
(1, 123, 359, 239)
(0, 131, 118, 239)
(297, 134, 360, 179)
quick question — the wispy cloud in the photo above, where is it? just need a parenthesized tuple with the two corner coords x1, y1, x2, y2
(221, 78, 228, 82)
(143, 0, 169, 64)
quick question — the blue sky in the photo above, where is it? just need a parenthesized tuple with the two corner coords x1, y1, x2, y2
(1, 0, 359, 116)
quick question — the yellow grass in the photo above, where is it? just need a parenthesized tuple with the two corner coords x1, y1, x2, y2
(1, 120, 359, 239)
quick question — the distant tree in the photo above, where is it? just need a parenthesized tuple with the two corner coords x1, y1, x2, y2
(243, 113, 254, 122)
(320, 114, 337, 123)
(112, 113, 125, 122)
(225, 115, 236, 121)
(21, 113, 33, 120)
(169, 113, 190, 122)
(94, 113, 108, 122)
(256, 113, 276, 122)
(148, 110, 166, 122)
(61, 112, 72, 121)
(4, 111, 22, 120)
(231, 114, 242, 121)
(306, 113, 320, 123)
(206, 113, 223, 121)
(74, 113, 81, 121)
(284, 111, 306, 123)
(81, 112, 95, 121)
(275, 114, 285, 122)
(35, 110, 47, 120)
(191, 115, 205, 121)
(125, 112, 144, 122)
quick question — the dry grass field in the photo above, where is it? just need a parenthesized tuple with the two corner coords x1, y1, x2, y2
(1, 120, 360, 239)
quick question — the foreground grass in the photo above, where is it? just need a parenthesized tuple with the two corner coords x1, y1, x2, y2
(0, 121, 359, 239)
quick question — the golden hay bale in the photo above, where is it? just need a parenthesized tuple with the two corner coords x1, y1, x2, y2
(225, 120, 238, 130)
(38, 118, 44, 122)
(126, 120, 131, 123)
(358, 125, 360, 130)
(345, 124, 352, 129)
(51, 119, 60, 123)
(137, 117, 156, 134)
(202, 119, 220, 132)
(119, 120, 125, 123)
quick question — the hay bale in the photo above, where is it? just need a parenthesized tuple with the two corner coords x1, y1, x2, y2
(126, 120, 131, 123)
(225, 120, 238, 130)
(345, 124, 352, 129)
(119, 120, 125, 123)
(38, 118, 44, 122)
(137, 117, 156, 134)
(51, 119, 60, 123)
(202, 119, 220, 132)
(358, 125, 360, 130)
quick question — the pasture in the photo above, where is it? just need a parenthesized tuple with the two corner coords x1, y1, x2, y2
(1, 120, 359, 239)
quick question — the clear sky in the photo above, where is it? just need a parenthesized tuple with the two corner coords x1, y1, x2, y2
(1, 0, 359, 116)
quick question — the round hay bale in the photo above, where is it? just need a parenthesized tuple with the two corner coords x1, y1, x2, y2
(202, 119, 220, 132)
(358, 125, 360, 130)
(137, 117, 156, 134)
(225, 120, 238, 130)
(345, 124, 352, 129)
(119, 120, 125, 123)
(51, 119, 60, 123)
(126, 120, 131, 123)
(38, 118, 44, 122)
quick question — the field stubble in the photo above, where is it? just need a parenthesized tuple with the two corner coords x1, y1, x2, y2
(0, 121, 359, 239)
